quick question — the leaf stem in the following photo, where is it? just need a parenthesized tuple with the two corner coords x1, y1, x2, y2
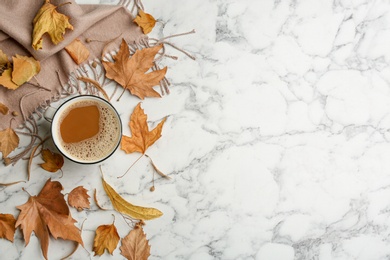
(117, 154, 144, 179)
(58, 2, 72, 8)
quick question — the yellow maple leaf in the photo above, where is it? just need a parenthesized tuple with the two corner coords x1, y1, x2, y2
(133, 10, 156, 34)
(32, 0, 74, 50)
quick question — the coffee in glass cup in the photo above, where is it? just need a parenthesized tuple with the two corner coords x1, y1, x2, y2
(49, 95, 122, 164)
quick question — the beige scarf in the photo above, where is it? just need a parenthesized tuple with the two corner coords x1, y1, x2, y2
(0, 0, 149, 163)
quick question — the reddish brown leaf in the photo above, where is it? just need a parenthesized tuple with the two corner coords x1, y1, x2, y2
(40, 149, 64, 173)
(15, 179, 83, 260)
(0, 214, 16, 242)
(103, 39, 167, 99)
(93, 223, 120, 256)
(68, 186, 90, 211)
(121, 102, 166, 154)
(120, 225, 150, 260)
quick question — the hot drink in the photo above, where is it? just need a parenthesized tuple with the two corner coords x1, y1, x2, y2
(51, 96, 122, 163)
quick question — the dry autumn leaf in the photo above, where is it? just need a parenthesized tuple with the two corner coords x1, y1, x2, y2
(103, 39, 167, 99)
(134, 10, 156, 34)
(93, 221, 120, 256)
(68, 186, 90, 211)
(0, 102, 9, 115)
(120, 225, 150, 260)
(0, 50, 41, 90)
(32, 0, 74, 50)
(15, 179, 83, 260)
(0, 213, 16, 242)
(121, 103, 166, 154)
(65, 39, 90, 64)
(40, 149, 64, 173)
(0, 126, 19, 158)
(0, 49, 9, 67)
(102, 177, 163, 220)
(11, 55, 41, 86)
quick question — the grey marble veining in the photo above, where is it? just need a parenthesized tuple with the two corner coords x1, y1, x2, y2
(2, 0, 390, 259)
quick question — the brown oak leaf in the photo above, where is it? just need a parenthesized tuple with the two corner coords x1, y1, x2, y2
(15, 179, 83, 260)
(32, 0, 74, 50)
(0, 213, 16, 242)
(0, 49, 9, 67)
(0, 102, 9, 115)
(121, 102, 166, 154)
(0, 126, 19, 158)
(68, 186, 90, 211)
(40, 149, 64, 173)
(120, 225, 150, 260)
(133, 10, 156, 34)
(93, 222, 120, 256)
(65, 39, 90, 65)
(103, 39, 167, 99)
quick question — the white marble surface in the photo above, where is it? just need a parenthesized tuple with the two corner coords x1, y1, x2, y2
(3, 0, 390, 259)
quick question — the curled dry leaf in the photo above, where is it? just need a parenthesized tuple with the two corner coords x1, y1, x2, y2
(40, 149, 64, 173)
(0, 102, 9, 115)
(0, 213, 16, 242)
(15, 179, 83, 260)
(65, 39, 90, 65)
(121, 103, 166, 154)
(120, 225, 150, 260)
(0, 126, 19, 158)
(12, 55, 41, 86)
(102, 177, 163, 220)
(93, 222, 120, 256)
(68, 186, 90, 211)
(103, 39, 167, 100)
(32, 0, 73, 50)
(133, 10, 156, 34)
(0, 51, 40, 90)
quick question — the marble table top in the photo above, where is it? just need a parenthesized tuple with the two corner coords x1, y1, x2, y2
(2, 0, 390, 259)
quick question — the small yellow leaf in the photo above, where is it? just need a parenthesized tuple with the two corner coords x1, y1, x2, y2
(133, 10, 156, 34)
(0, 127, 19, 158)
(102, 178, 163, 220)
(65, 39, 90, 65)
(0, 68, 19, 90)
(93, 223, 120, 256)
(11, 55, 41, 86)
(32, 1, 74, 50)
(0, 103, 9, 115)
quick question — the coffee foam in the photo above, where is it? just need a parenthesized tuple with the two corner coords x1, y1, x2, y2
(57, 100, 120, 162)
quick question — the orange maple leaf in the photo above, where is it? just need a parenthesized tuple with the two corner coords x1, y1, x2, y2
(93, 222, 120, 256)
(15, 179, 83, 260)
(103, 39, 167, 100)
(121, 102, 166, 154)
(0, 213, 16, 242)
